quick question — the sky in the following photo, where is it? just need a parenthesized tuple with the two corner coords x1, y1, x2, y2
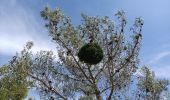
(0, 0, 170, 99)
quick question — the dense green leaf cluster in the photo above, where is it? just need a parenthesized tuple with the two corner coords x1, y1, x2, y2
(78, 43, 103, 65)
(0, 65, 28, 100)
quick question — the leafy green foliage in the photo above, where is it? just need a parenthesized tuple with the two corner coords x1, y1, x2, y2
(135, 66, 169, 100)
(3, 6, 170, 100)
(0, 41, 33, 100)
(38, 7, 143, 100)
(1, 6, 143, 100)
(0, 75, 28, 100)
(78, 43, 103, 65)
(0, 65, 29, 100)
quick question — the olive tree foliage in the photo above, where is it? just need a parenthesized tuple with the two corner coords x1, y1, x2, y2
(7, 7, 143, 100)
(134, 66, 169, 100)
(0, 55, 30, 99)
(39, 7, 143, 100)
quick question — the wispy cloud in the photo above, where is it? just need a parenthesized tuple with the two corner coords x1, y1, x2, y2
(152, 65, 170, 79)
(141, 49, 170, 80)
(0, 0, 57, 56)
(147, 51, 170, 64)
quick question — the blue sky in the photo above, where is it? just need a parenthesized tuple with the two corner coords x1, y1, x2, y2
(0, 0, 170, 99)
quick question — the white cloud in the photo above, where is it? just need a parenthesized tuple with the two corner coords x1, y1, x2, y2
(147, 51, 170, 64)
(140, 50, 170, 79)
(152, 65, 170, 79)
(143, 50, 170, 79)
(0, 0, 57, 56)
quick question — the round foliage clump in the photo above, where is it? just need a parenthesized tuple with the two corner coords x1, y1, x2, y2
(78, 43, 103, 65)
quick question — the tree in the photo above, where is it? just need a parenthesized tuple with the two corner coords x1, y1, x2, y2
(2, 6, 170, 100)
(135, 66, 169, 100)
(0, 63, 29, 99)
(4, 6, 144, 100)
(41, 7, 143, 99)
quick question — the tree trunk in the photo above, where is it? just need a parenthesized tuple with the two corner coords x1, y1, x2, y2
(95, 89, 102, 100)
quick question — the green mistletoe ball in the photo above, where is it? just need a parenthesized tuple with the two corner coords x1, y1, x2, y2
(78, 43, 103, 65)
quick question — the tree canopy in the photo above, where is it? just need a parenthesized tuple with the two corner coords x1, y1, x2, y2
(0, 6, 169, 100)
(135, 66, 169, 100)
(0, 64, 29, 99)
